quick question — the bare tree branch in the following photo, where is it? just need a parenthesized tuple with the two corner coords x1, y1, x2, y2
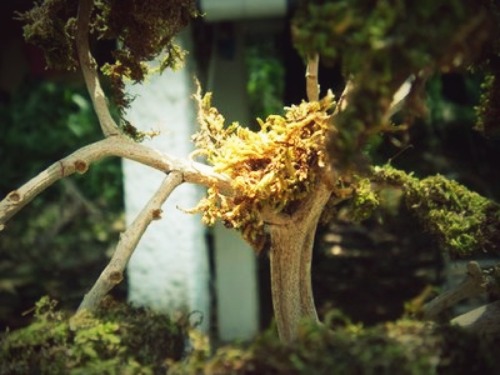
(0, 136, 232, 230)
(306, 54, 320, 102)
(76, 171, 184, 313)
(76, 0, 120, 137)
(335, 75, 414, 122)
(422, 261, 492, 321)
(333, 79, 354, 116)
(386, 75, 415, 119)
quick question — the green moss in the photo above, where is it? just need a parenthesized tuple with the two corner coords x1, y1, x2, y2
(4, 299, 497, 374)
(17, 0, 79, 71)
(473, 0, 500, 138)
(475, 70, 500, 138)
(373, 165, 500, 257)
(347, 178, 380, 222)
(292, 0, 494, 169)
(0, 297, 187, 375)
(17, 0, 197, 109)
(170, 316, 498, 374)
(95, 0, 196, 108)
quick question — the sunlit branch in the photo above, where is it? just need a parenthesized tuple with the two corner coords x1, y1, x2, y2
(306, 54, 320, 102)
(76, 171, 184, 313)
(0, 136, 232, 230)
(76, 0, 120, 137)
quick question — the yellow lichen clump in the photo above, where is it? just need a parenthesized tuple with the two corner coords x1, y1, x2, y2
(191, 90, 335, 251)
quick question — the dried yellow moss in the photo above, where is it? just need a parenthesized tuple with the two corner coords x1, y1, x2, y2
(191, 90, 335, 251)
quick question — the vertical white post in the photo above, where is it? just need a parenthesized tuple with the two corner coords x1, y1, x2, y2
(123, 34, 210, 332)
(208, 23, 260, 341)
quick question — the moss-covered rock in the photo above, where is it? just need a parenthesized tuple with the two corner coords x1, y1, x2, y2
(0, 296, 187, 375)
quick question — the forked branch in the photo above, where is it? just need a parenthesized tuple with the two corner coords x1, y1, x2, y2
(0, 136, 232, 230)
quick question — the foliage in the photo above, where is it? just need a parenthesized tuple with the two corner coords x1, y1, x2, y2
(3, 299, 498, 374)
(191, 90, 334, 251)
(369, 71, 500, 202)
(473, 0, 500, 138)
(0, 296, 187, 375)
(17, 0, 197, 109)
(292, 0, 494, 169)
(346, 178, 379, 222)
(16, 0, 80, 71)
(245, 40, 285, 120)
(170, 314, 499, 374)
(0, 80, 123, 328)
(0, 80, 122, 204)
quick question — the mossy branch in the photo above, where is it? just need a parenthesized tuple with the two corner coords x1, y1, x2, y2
(190, 81, 343, 342)
(372, 165, 500, 257)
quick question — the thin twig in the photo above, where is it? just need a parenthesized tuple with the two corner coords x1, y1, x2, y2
(334, 74, 414, 121)
(76, 171, 184, 313)
(333, 79, 354, 116)
(306, 54, 320, 102)
(0, 136, 232, 229)
(385, 75, 415, 120)
(76, 0, 120, 137)
(61, 179, 101, 217)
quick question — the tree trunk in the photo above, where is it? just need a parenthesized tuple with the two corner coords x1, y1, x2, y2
(268, 179, 332, 343)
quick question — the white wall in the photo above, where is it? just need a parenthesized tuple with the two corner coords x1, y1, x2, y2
(123, 36, 210, 331)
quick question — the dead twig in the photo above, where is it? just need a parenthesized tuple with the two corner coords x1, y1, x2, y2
(76, 171, 184, 313)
